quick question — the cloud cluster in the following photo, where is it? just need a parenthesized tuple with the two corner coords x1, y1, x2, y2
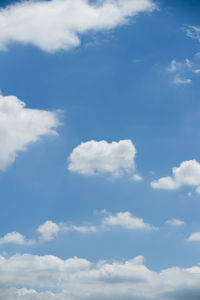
(0, 94, 59, 171)
(68, 139, 137, 177)
(0, 0, 157, 53)
(0, 253, 200, 300)
(0, 211, 156, 246)
(151, 160, 200, 193)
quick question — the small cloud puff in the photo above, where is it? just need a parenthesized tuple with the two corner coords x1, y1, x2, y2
(102, 211, 156, 231)
(0, 232, 34, 246)
(37, 221, 62, 241)
(165, 218, 185, 227)
(132, 174, 143, 181)
(187, 232, 200, 242)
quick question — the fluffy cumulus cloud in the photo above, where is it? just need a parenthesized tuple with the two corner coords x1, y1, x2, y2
(1, 253, 200, 300)
(68, 140, 137, 177)
(0, 0, 157, 53)
(150, 160, 200, 193)
(0, 232, 32, 245)
(37, 221, 62, 241)
(0, 94, 59, 171)
(102, 211, 156, 230)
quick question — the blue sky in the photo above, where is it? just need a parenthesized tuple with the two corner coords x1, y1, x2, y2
(1, 0, 200, 299)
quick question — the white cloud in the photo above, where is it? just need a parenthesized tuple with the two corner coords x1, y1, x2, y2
(69, 225, 98, 233)
(165, 218, 185, 227)
(0, 94, 59, 171)
(187, 232, 200, 242)
(151, 160, 200, 193)
(102, 211, 156, 230)
(173, 76, 192, 85)
(132, 174, 143, 181)
(167, 59, 195, 85)
(1, 253, 200, 300)
(68, 139, 137, 177)
(186, 25, 200, 43)
(168, 59, 192, 73)
(37, 220, 98, 241)
(193, 69, 200, 74)
(0, 0, 157, 53)
(0, 232, 33, 245)
(37, 221, 61, 241)
(168, 59, 178, 72)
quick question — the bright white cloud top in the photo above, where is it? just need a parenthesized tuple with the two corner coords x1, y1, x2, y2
(0, 94, 59, 171)
(151, 160, 200, 193)
(68, 139, 137, 177)
(102, 211, 156, 230)
(0, 0, 157, 53)
(0, 253, 200, 300)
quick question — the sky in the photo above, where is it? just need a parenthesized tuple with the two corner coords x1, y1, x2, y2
(1, 0, 200, 299)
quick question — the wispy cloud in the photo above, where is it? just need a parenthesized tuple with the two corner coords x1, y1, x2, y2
(165, 218, 185, 227)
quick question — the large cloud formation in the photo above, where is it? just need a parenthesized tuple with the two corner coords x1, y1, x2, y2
(150, 160, 200, 193)
(0, 94, 59, 171)
(0, 0, 157, 53)
(0, 253, 200, 300)
(68, 140, 137, 177)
